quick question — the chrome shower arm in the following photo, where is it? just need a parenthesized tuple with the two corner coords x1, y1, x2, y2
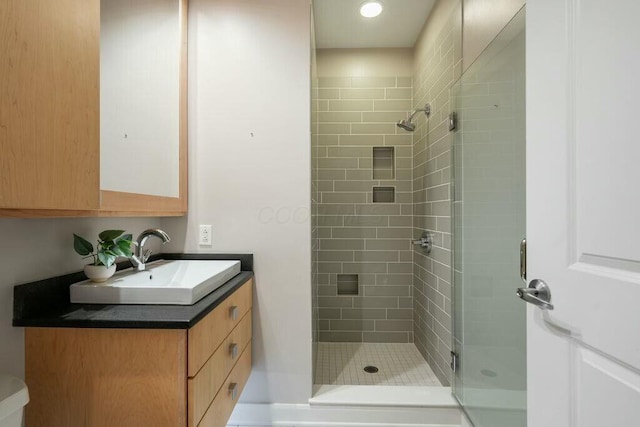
(410, 103, 431, 118)
(397, 103, 431, 132)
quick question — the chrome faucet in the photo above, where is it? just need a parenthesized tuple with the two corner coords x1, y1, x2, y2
(130, 229, 171, 271)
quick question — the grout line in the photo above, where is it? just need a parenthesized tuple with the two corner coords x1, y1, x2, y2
(315, 342, 443, 387)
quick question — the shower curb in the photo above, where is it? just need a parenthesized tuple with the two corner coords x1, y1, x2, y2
(309, 385, 457, 407)
(228, 401, 461, 427)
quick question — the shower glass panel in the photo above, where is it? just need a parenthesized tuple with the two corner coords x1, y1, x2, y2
(451, 8, 526, 427)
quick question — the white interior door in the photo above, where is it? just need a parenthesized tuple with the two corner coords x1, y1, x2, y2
(526, 0, 640, 426)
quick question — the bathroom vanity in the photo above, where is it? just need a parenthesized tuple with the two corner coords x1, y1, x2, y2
(13, 254, 253, 427)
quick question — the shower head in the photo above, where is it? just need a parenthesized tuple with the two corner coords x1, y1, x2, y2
(396, 119, 416, 132)
(396, 103, 431, 132)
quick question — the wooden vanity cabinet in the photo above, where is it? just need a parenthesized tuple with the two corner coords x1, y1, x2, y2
(187, 279, 253, 426)
(24, 278, 253, 427)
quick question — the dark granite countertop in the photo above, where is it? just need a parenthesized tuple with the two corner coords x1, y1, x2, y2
(13, 253, 254, 329)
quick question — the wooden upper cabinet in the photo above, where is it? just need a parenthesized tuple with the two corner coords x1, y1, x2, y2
(0, 0, 188, 217)
(0, 0, 101, 211)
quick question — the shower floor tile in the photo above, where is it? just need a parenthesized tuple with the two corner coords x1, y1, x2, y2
(315, 342, 443, 386)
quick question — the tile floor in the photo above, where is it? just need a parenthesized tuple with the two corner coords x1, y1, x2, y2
(314, 342, 443, 386)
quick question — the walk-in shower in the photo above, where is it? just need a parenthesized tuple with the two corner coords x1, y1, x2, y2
(397, 103, 431, 132)
(311, 0, 459, 394)
(311, 1, 527, 424)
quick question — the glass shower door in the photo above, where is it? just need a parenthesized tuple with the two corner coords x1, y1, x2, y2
(451, 8, 526, 427)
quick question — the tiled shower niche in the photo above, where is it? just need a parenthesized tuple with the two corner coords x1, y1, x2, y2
(337, 274, 359, 295)
(316, 74, 414, 343)
(372, 187, 395, 203)
(373, 147, 395, 179)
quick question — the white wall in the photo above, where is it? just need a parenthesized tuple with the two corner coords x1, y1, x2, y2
(0, 217, 162, 378)
(161, 0, 312, 404)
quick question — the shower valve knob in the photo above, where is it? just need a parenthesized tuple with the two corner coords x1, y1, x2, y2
(412, 232, 433, 254)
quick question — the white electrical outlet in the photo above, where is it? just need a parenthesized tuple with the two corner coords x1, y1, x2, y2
(199, 225, 213, 246)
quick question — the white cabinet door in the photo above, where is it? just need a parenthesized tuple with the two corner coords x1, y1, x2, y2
(526, 1, 640, 426)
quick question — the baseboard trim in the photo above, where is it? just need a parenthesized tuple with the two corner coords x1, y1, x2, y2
(228, 402, 462, 426)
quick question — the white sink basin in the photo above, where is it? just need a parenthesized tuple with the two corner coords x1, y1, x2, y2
(70, 260, 241, 305)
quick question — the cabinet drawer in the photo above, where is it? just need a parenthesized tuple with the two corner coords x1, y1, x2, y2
(188, 278, 252, 376)
(25, 328, 187, 427)
(188, 311, 251, 426)
(197, 342, 252, 427)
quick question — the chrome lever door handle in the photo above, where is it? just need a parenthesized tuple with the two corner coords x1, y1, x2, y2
(516, 288, 554, 310)
(516, 279, 554, 310)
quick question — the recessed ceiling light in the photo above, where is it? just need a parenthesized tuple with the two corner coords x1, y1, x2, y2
(360, 1, 383, 18)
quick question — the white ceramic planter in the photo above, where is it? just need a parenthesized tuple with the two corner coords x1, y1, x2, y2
(83, 264, 116, 283)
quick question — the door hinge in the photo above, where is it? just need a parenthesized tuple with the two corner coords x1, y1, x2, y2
(450, 351, 459, 373)
(448, 112, 457, 131)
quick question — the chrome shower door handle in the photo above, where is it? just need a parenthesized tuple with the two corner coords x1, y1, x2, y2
(516, 279, 554, 310)
(520, 238, 527, 284)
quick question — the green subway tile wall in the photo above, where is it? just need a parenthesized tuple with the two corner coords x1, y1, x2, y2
(412, 1, 462, 386)
(316, 74, 415, 343)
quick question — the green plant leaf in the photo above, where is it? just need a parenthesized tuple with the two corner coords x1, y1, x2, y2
(101, 240, 115, 251)
(73, 234, 94, 256)
(98, 252, 116, 268)
(98, 230, 125, 242)
(103, 249, 118, 256)
(120, 234, 133, 243)
(116, 239, 133, 257)
(110, 245, 126, 257)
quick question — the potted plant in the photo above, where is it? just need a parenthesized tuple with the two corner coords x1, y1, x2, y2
(73, 230, 134, 282)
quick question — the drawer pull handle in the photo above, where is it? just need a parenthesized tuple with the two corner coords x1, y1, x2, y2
(229, 305, 239, 321)
(229, 343, 238, 359)
(229, 382, 238, 401)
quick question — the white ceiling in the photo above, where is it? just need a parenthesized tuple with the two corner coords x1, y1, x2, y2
(313, 0, 436, 49)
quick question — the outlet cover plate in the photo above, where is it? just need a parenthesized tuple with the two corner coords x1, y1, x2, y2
(199, 225, 212, 246)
